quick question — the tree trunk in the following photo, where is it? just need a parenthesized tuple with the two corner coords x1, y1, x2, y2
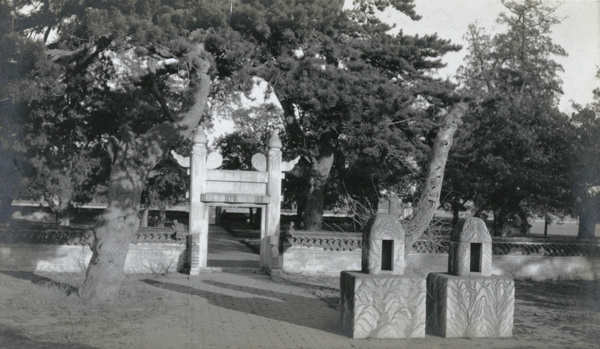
(0, 166, 19, 224)
(301, 150, 335, 231)
(0, 198, 13, 224)
(157, 201, 167, 228)
(578, 194, 598, 239)
(295, 192, 306, 227)
(139, 208, 149, 228)
(517, 206, 530, 235)
(492, 196, 524, 236)
(451, 200, 461, 227)
(403, 102, 468, 255)
(78, 49, 210, 302)
(54, 202, 71, 226)
(494, 208, 509, 237)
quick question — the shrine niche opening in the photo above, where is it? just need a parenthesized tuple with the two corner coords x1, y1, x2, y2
(185, 127, 297, 275)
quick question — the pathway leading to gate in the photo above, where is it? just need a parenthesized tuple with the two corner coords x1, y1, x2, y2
(205, 224, 260, 271)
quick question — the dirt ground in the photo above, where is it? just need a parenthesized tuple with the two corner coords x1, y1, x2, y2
(0, 270, 599, 349)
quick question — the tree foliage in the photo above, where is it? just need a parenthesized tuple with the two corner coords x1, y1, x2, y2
(570, 71, 600, 239)
(197, 0, 461, 230)
(214, 102, 284, 170)
(141, 153, 189, 228)
(448, 0, 573, 235)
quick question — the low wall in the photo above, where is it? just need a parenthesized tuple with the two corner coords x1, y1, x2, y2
(3, 225, 599, 279)
(0, 226, 187, 274)
(0, 243, 186, 274)
(282, 231, 600, 280)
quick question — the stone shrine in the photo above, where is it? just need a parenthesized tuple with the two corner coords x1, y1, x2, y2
(427, 217, 515, 338)
(340, 208, 426, 339)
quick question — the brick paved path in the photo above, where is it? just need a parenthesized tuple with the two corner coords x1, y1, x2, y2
(205, 224, 260, 271)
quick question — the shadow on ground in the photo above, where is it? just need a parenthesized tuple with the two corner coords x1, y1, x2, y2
(142, 277, 344, 336)
(515, 279, 600, 311)
(0, 270, 79, 295)
(0, 325, 96, 349)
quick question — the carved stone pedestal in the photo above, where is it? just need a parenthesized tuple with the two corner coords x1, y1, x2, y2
(426, 273, 514, 338)
(340, 271, 426, 339)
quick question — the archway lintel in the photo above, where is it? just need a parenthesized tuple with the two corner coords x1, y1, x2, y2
(201, 193, 271, 205)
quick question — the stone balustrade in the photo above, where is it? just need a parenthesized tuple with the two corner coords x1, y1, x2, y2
(283, 231, 362, 251)
(283, 230, 600, 257)
(282, 230, 600, 280)
(0, 226, 186, 245)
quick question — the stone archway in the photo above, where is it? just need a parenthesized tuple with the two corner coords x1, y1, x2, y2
(185, 127, 296, 275)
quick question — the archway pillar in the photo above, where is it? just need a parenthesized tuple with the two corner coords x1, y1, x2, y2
(264, 133, 282, 273)
(189, 128, 208, 274)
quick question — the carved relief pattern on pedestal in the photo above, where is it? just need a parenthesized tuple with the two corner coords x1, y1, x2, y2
(446, 278, 487, 336)
(483, 278, 514, 337)
(441, 276, 514, 337)
(352, 277, 425, 338)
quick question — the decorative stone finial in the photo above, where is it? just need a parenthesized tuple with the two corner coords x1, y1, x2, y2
(193, 127, 208, 144)
(268, 132, 282, 149)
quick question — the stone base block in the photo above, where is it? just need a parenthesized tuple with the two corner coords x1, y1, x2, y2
(340, 271, 426, 339)
(427, 273, 514, 338)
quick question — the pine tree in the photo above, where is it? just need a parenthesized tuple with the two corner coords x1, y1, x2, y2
(451, 0, 573, 235)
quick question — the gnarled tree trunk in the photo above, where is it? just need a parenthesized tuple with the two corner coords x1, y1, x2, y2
(301, 150, 335, 231)
(403, 102, 468, 257)
(78, 48, 210, 302)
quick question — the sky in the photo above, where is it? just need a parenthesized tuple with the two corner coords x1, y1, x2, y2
(380, 0, 600, 114)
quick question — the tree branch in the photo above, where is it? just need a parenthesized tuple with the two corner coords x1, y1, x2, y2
(402, 101, 469, 255)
